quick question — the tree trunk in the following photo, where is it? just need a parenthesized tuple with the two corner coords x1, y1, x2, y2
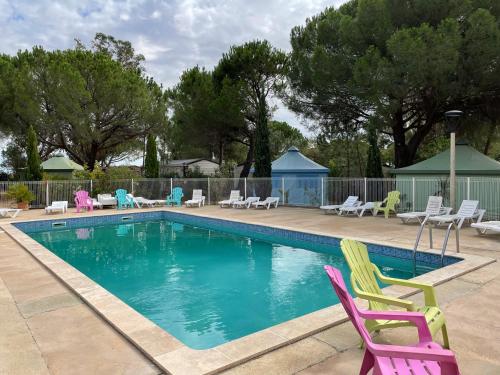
(253, 95, 272, 178)
(483, 122, 497, 155)
(240, 136, 254, 178)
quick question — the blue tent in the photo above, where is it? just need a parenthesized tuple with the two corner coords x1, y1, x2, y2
(271, 147, 329, 206)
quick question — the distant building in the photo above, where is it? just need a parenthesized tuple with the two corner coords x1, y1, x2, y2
(41, 155, 84, 179)
(160, 159, 220, 177)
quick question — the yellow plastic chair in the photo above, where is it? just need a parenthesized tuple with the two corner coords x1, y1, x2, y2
(373, 191, 400, 218)
(340, 238, 450, 349)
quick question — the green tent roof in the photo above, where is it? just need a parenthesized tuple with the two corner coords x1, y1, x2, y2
(393, 143, 500, 176)
(41, 156, 84, 171)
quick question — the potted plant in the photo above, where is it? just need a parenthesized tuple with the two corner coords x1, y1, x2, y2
(6, 184, 35, 210)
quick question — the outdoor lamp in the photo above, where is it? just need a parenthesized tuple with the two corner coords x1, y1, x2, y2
(445, 110, 463, 133)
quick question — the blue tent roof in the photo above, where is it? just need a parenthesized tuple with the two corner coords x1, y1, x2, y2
(272, 146, 329, 173)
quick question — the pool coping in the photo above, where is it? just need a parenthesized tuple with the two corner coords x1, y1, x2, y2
(1, 209, 496, 375)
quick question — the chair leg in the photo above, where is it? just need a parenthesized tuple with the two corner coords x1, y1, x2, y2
(359, 350, 374, 375)
(442, 324, 450, 349)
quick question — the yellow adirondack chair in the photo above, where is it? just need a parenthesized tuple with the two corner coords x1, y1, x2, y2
(340, 238, 450, 348)
(373, 190, 400, 218)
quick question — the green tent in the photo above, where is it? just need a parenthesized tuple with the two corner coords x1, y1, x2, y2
(41, 155, 84, 178)
(392, 142, 500, 176)
(392, 142, 500, 218)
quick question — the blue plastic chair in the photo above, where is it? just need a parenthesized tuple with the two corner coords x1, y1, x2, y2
(166, 187, 183, 206)
(115, 189, 134, 209)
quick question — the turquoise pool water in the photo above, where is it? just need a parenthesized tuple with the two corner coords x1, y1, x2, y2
(27, 219, 438, 349)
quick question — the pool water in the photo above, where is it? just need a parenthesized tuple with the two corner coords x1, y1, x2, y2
(27, 220, 436, 349)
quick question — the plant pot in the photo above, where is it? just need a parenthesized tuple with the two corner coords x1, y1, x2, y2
(17, 202, 29, 210)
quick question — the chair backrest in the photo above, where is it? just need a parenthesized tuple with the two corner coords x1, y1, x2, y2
(456, 200, 479, 218)
(171, 187, 183, 200)
(229, 190, 240, 200)
(192, 189, 203, 200)
(246, 197, 260, 203)
(425, 196, 443, 215)
(340, 239, 386, 311)
(343, 196, 359, 207)
(324, 266, 372, 344)
(75, 190, 90, 204)
(115, 189, 128, 203)
(266, 197, 279, 202)
(385, 191, 400, 208)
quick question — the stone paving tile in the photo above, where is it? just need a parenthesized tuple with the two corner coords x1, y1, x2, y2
(27, 304, 160, 375)
(0, 277, 50, 375)
(312, 322, 362, 352)
(219, 338, 337, 375)
(18, 292, 82, 319)
(295, 348, 363, 375)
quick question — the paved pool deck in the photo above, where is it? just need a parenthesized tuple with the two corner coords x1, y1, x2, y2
(0, 206, 499, 374)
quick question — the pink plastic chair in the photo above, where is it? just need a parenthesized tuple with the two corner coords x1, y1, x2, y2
(74, 190, 93, 213)
(324, 266, 460, 375)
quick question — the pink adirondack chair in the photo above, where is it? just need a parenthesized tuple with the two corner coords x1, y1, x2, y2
(74, 190, 93, 213)
(324, 266, 460, 375)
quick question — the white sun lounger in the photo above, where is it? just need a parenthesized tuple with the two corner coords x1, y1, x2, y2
(339, 202, 375, 217)
(45, 201, 68, 214)
(396, 196, 451, 224)
(320, 196, 359, 214)
(252, 197, 280, 209)
(0, 208, 21, 218)
(471, 221, 500, 235)
(219, 190, 242, 208)
(126, 194, 156, 208)
(233, 197, 260, 208)
(185, 190, 205, 207)
(97, 194, 117, 207)
(427, 200, 484, 229)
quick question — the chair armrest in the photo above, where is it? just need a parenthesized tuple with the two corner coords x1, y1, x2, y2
(358, 309, 432, 343)
(372, 264, 438, 306)
(370, 342, 458, 365)
(354, 288, 415, 310)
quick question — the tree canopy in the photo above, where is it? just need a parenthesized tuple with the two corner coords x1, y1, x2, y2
(286, 0, 500, 167)
(214, 40, 288, 177)
(0, 34, 167, 171)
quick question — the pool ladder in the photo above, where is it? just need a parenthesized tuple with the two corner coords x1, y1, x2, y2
(413, 217, 460, 266)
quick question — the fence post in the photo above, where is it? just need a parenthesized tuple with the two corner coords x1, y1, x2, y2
(244, 178, 247, 199)
(412, 177, 416, 212)
(364, 178, 367, 204)
(46, 181, 50, 206)
(321, 177, 324, 206)
(207, 177, 211, 205)
(131, 179, 134, 195)
(467, 177, 470, 200)
(90, 179, 93, 196)
(281, 177, 285, 205)
(170, 178, 173, 195)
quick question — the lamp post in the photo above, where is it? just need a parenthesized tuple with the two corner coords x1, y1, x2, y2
(445, 110, 463, 210)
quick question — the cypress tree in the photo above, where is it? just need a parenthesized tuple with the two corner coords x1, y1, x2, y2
(144, 134, 159, 178)
(253, 96, 272, 177)
(365, 125, 383, 178)
(26, 125, 43, 180)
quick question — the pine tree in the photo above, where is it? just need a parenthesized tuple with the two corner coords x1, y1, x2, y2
(253, 96, 272, 177)
(144, 134, 159, 178)
(365, 125, 383, 178)
(26, 125, 43, 180)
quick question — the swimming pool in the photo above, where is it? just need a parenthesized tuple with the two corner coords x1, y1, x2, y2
(17, 212, 461, 350)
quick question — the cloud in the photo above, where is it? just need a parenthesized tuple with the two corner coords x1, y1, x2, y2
(0, 0, 347, 134)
